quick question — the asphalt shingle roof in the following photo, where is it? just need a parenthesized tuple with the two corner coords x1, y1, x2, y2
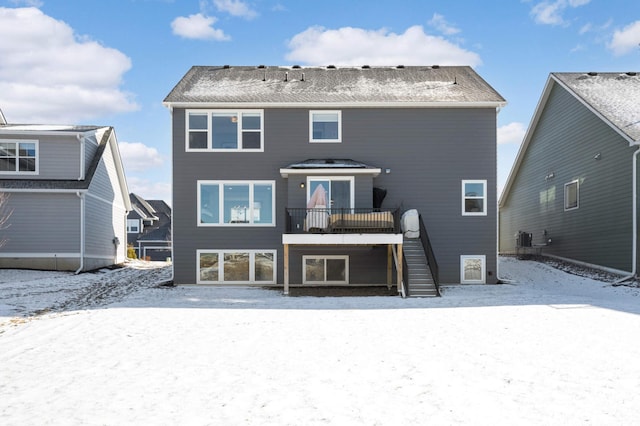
(553, 72, 640, 142)
(164, 65, 506, 105)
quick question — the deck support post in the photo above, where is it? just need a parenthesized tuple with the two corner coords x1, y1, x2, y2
(387, 244, 393, 286)
(283, 244, 290, 295)
(396, 243, 403, 294)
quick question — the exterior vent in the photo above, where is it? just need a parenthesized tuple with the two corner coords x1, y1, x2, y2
(257, 65, 266, 69)
(627, 72, 637, 76)
(362, 65, 370, 69)
(432, 65, 440, 69)
(292, 65, 301, 69)
(397, 65, 405, 69)
(223, 65, 230, 69)
(588, 72, 598, 76)
(327, 65, 336, 69)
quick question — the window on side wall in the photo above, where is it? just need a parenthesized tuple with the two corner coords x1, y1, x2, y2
(197, 250, 276, 284)
(309, 111, 341, 143)
(460, 255, 486, 284)
(564, 180, 579, 211)
(198, 180, 275, 226)
(462, 180, 487, 216)
(303, 255, 349, 284)
(127, 219, 140, 233)
(186, 110, 263, 151)
(0, 140, 38, 174)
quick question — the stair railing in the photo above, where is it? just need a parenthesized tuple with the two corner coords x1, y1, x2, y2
(418, 214, 440, 296)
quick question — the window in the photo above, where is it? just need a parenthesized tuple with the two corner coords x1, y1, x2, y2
(187, 110, 263, 151)
(307, 177, 354, 210)
(198, 180, 275, 226)
(197, 250, 276, 284)
(303, 255, 349, 284)
(460, 255, 486, 284)
(462, 180, 487, 216)
(564, 180, 579, 211)
(310, 111, 341, 142)
(127, 219, 140, 233)
(0, 140, 37, 173)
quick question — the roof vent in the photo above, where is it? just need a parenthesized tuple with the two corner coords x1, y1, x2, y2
(362, 65, 370, 69)
(327, 65, 336, 69)
(284, 72, 289, 82)
(396, 65, 405, 69)
(588, 71, 598, 76)
(432, 65, 440, 69)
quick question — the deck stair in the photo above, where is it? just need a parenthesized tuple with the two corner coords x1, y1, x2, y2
(403, 238, 438, 297)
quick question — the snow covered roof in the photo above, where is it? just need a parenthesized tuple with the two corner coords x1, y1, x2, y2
(280, 159, 381, 177)
(164, 65, 506, 107)
(0, 124, 102, 133)
(552, 72, 640, 142)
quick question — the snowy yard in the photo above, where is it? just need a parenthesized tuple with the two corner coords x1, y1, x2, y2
(1, 257, 640, 425)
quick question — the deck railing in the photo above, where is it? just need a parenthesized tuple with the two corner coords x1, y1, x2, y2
(418, 213, 440, 296)
(285, 208, 401, 234)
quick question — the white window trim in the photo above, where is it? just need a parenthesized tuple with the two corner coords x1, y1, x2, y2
(126, 219, 140, 233)
(462, 179, 487, 216)
(197, 249, 277, 284)
(309, 110, 342, 143)
(307, 176, 355, 209)
(185, 109, 264, 152)
(302, 255, 349, 284)
(460, 255, 486, 284)
(197, 180, 276, 227)
(0, 139, 39, 175)
(564, 180, 579, 211)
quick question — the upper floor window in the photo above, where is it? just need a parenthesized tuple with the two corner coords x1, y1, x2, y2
(462, 180, 487, 216)
(564, 180, 579, 211)
(127, 219, 140, 234)
(198, 180, 275, 226)
(310, 111, 341, 143)
(0, 140, 38, 174)
(187, 110, 263, 152)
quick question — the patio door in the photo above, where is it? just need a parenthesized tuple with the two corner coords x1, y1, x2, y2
(308, 177, 354, 211)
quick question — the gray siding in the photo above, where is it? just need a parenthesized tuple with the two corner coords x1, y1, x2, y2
(0, 192, 80, 253)
(0, 133, 81, 180)
(86, 140, 128, 264)
(173, 107, 498, 285)
(500, 83, 637, 272)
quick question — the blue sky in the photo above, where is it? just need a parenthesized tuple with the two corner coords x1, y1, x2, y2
(0, 0, 638, 203)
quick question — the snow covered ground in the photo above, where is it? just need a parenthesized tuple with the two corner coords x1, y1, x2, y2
(1, 257, 640, 425)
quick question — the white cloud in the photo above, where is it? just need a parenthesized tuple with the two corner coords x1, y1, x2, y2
(126, 176, 172, 205)
(170, 13, 230, 40)
(498, 122, 526, 145)
(608, 20, 640, 56)
(428, 13, 461, 36)
(9, 0, 43, 6)
(530, 0, 591, 26)
(0, 7, 137, 123)
(213, 0, 258, 19)
(286, 25, 481, 67)
(119, 142, 164, 173)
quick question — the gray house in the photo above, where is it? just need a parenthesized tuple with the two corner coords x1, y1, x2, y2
(0, 122, 131, 272)
(164, 65, 506, 295)
(500, 72, 640, 276)
(127, 193, 172, 261)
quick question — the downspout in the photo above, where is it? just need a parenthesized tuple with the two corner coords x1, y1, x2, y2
(614, 145, 640, 283)
(75, 192, 85, 274)
(77, 133, 85, 180)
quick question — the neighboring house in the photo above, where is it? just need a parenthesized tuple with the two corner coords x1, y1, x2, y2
(164, 65, 506, 295)
(127, 193, 172, 261)
(499, 72, 640, 276)
(0, 120, 131, 272)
